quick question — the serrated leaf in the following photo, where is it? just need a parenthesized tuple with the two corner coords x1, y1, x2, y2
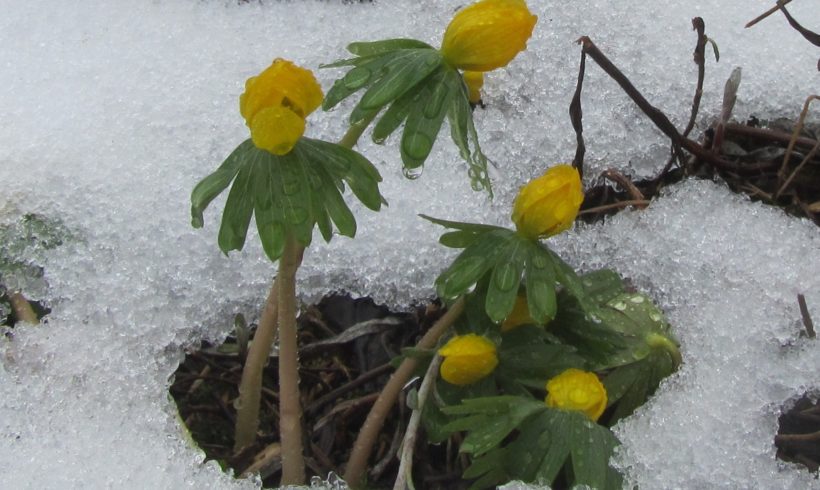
(498, 326, 585, 383)
(347, 38, 433, 56)
(438, 230, 481, 249)
(444, 397, 544, 456)
(568, 413, 620, 489)
(320, 177, 357, 238)
(217, 154, 257, 254)
(251, 152, 288, 261)
(322, 54, 396, 110)
(400, 68, 452, 169)
(446, 69, 491, 194)
(356, 49, 442, 112)
(485, 241, 526, 322)
(524, 245, 558, 324)
(436, 230, 515, 299)
(371, 85, 418, 144)
(191, 140, 253, 228)
(463, 449, 507, 490)
(419, 214, 505, 235)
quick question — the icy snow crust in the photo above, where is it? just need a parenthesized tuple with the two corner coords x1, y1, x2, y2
(1, 0, 818, 488)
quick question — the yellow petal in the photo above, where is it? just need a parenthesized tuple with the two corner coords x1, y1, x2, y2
(239, 58, 323, 154)
(438, 334, 498, 386)
(441, 0, 537, 72)
(248, 106, 305, 155)
(545, 368, 607, 421)
(511, 164, 583, 239)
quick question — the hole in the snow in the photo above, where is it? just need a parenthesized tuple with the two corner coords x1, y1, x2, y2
(775, 393, 820, 473)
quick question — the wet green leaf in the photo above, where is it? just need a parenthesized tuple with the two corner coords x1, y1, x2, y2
(356, 49, 442, 112)
(524, 245, 558, 324)
(485, 241, 526, 322)
(347, 38, 433, 56)
(436, 230, 514, 300)
(217, 155, 256, 254)
(191, 139, 253, 228)
(400, 69, 452, 169)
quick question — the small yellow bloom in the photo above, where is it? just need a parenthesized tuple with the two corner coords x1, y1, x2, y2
(545, 368, 607, 421)
(441, 0, 538, 72)
(501, 295, 534, 332)
(438, 334, 499, 386)
(511, 164, 583, 239)
(239, 58, 323, 155)
(463, 71, 484, 104)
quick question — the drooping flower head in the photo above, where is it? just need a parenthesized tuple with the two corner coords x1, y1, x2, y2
(545, 368, 607, 421)
(441, 0, 538, 72)
(239, 58, 323, 155)
(512, 164, 584, 240)
(438, 334, 499, 386)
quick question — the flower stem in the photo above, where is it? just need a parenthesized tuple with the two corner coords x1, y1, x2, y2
(277, 233, 306, 485)
(338, 111, 378, 149)
(344, 297, 465, 488)
(233, 281, 280, 453)
(392, 353, 443, 490)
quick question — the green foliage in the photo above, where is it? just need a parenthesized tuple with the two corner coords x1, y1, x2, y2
(418, 258, 680, 489)
(441, 397, 622, 490)
(191, 138, 383, 262)
(322, 40, 491, 193)
(422, 215, 585, 324)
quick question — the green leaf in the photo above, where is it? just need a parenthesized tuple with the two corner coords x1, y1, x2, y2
(442, 397, 544, 456)
(485, 240, 526, 323)
(524, 243, 558, 324)
(568, 413, 620, 489)
(438, 230, 481, 249)
(419, 214, 505, 235)
(251, 152, 288, 261)
(463, 449, 507, 490)
(319, 176, 357, 238)
(446, 69, 491, 195)
(356, 49, 442, 112)
(497, 326, 585, 385)
(322, 54, 396, 110)
(400, 68, 453, 170)
(191, 140, 253, 228)
(347, 38, 433, 56)
(603, 349, 677, 424)
(436, 229, 514, 300)
(217, 153, 257, 254)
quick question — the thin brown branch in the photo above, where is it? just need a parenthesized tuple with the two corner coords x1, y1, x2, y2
(745, 0, 793, 28)
(797, 293, 816, 339)
(569, 48, 587, 179)
(602, 169, 646, 202)
(777, 1, 820, 47)
(578, 200, 651, 215)
(344, 297, 466, 488)
(777, 139, 820, 198)
(777, 95, 819, 193)
(724, 123, 819, 150)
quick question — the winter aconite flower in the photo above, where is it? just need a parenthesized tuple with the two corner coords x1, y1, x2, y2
(440, 0, 538, 72)
(438, 334, 499, 386)
(239, 59, 323, 155)
(512, 164, 584, 240)
(501, 295, 535, 332)
(545, 368, 607, 421)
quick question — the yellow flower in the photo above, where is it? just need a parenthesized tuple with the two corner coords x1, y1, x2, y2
(239, 58, 323, 155)
(441, 0, 538, 72)
(463, 71, 484, 104)
(438, 334, 498, 386)
(501, 295, 535, 332)
(545, 368, 607, 421)
(511, 164, 583, 239)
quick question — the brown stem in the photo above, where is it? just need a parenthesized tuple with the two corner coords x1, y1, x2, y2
(9, 291, 38, 325)
(745, 0, 793, 28)
(233, 280, 281, 452)
(343, 297, 466, 488)
(277, 233, 306, 485)
(569, 48, 587, 179)
(797, 293, 816, 339)
(393, 354, 443, 490)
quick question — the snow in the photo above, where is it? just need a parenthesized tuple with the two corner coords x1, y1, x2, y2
(1, 0, 818, 488)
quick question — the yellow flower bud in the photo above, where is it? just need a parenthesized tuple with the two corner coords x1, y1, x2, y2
(438, 334, 499, 386)
(545, 368, 607, 421)
(501, 295, 534, 332)
(239, 58, 323, 155)
(511, 164, 583, 239)
(441, 0, 538, 72)
(463, 71, 484, 104)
